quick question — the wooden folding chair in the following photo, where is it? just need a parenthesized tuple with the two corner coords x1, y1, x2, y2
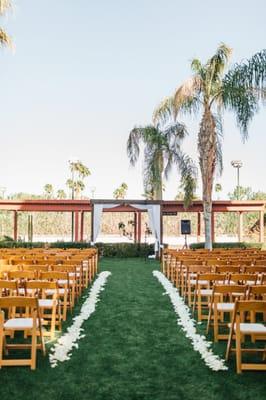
(0, 296, 45, 369)
(193, 273, 227, 321)
(39, 272, 70, 321)
(207, 284, 247, 342)
(226, 300, 266, 373)
(26, 280, 61, 338)
(8, 271, 36, 296)
(182, 264, 209, 304)
(228, 273, 258, 286)
(0, 280, 18, 298)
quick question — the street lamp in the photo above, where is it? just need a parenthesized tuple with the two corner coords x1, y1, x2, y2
(231, 160, 243, 200)
(0, 187, 6, 199)
(89, 186, 96, 199)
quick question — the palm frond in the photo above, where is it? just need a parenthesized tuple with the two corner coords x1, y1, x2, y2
(222, 84, 258, 138)
(0, 28, 11, 47)
(173, 76, 202, 116)
(223, 49, 266, 96)
(163, 121, 187, 145)
(127, 127, 142, 166)
(172, 151, 198, 208)
(206, 43, 232, 83)
(153, 96, 175, 125)
(191, 58, 203, 75)
(0, 0, 12, 15)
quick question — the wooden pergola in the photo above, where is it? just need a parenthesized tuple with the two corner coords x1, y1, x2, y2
(0, 199, 264, 243)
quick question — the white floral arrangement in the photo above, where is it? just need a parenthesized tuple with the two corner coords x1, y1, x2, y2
(153, 270, 228, 371)
(49, 271, 111, 368)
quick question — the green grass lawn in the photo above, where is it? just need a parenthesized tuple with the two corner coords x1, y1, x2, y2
(0, 258, 265, 400)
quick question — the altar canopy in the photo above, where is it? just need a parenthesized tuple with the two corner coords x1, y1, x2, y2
(92, 203, 161, 251)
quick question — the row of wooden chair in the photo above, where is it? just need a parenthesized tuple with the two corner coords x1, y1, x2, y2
(0, 247, 99, 369)
(161, 249, 266, 373)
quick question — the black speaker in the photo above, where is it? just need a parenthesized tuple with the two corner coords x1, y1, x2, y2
(181, 219, 191, 235)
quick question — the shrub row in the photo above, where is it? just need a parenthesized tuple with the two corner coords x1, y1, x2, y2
(189, 242, 263, 250)
(0, 241, 154, 258)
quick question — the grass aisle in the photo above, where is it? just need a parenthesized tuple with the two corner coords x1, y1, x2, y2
(0, 258, 265, 400)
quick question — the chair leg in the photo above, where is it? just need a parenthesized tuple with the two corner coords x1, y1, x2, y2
(226, 320, 235, 361)
(51, 305, 56, 339)
(235, 315, 242, 374)
(206, 305, 212, 334)
(213, 307, 219, 342)
(31, 316, 37, 370)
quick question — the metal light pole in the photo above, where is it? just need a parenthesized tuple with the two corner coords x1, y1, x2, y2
(89, 186, 96, 199)
(231, 160, 243, 200)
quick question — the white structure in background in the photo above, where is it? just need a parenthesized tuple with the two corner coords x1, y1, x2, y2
(91, 202, 161, 252)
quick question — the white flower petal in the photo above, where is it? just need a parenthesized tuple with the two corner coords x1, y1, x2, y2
(153, 270, 228, 372)
(49, 271, 111, 368)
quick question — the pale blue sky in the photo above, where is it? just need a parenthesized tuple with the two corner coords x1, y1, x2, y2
(0, 0, 265, 199)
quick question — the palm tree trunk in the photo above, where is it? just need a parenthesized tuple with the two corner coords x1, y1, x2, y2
(153, 151, 164, 200)
(198, 106, 216, 250)
(154, 179, 163, 200)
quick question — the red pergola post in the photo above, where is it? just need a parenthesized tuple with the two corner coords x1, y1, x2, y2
(259, 210, 264, 243)
(134, 212, 137, 243)
(74, 211, 80, 242)
(137, 211, 141, 243)
(14, 211, 18, 241)
(238, 212, 243, 242)
(160, 205, 163, 247)
(80, 211, 84, 242)
(91, 205, 94, 242)
(197, 212, 201, 242)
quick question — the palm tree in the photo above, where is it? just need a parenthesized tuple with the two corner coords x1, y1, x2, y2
(67, 160, 91, 199)
(215, 183, 222, 200)
(69, 160, 91, 180)
(127, 120, 196, 204)
(66, 179, 85, 199)
(57, 189, 67, 199)
(154, 44, 266, 248)
(113, 182, 128, 199)
(0, 1, 12, 48)
(43, 184, 54, 199)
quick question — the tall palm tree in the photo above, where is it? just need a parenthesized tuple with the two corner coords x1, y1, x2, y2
(127, 120, 197, 204)
(0, 1, 12, 48)
(67, 160, 91, 199)
(154, 44, 266, 248)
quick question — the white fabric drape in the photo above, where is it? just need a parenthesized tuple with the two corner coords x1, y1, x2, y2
(92, 202, 161, 252)
(130, 204, 161, 251)
(92, 204, 117, 243)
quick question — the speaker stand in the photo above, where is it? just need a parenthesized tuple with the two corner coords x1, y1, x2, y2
(182, 234, 188, 249)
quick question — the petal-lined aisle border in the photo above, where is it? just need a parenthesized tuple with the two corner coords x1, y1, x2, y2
(50, 271, 111, 368)
(153, 270, 228, 371)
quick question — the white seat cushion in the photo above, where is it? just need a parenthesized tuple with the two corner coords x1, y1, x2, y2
(38, 299, 54, 308)
(196, 289, 212, 296)
(213, 302, 234, 311)
(4, 318, 39, 329)
(45, 288, 66, 296)
(58, 279, 74, 285)
(229, 323, 266, 334)
(189, 279, 208, 285)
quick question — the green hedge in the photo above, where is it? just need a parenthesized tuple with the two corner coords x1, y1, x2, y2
(95, 243, 154, 258)
(0, 241, 154, 257)
(189, 242, 263, 250)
